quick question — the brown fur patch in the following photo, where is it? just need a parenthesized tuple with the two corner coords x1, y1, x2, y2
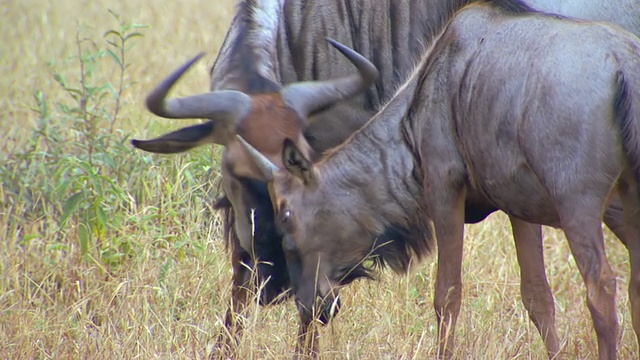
(225, 93, 314, 181)
(238, 93, 303, 151)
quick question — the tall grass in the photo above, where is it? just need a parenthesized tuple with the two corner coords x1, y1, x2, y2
(0, 1, 636, 359)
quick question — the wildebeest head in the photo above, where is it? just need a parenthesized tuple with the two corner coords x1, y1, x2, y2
(132, 39, 377, 178)
(238, 137, 388, 324)
(131, 39, 378, 305)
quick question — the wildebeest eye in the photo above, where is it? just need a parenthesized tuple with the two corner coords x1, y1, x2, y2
(277, 208, 295, 234)
(281, 209, 292, 223)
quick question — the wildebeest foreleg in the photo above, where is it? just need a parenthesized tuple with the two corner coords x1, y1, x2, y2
(560, 207, 618, 360)
(294, 320, 319, 359)
(509, 216, 560, 358)
(431, 190, 466, 359)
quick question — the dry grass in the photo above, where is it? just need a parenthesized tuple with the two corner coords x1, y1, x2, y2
(0, 0, 636, 359)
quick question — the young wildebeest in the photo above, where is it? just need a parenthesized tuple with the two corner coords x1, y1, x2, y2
(240, 0, 640, 358)
(132, 0, 638, 357)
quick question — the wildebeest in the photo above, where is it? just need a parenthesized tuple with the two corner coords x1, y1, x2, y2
(131, 0, 640, 356)
(240, 0, 640, 358)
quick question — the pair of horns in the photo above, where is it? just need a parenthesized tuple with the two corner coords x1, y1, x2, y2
(144, 38, 379, 126)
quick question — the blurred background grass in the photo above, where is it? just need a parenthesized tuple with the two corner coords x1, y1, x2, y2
(1, 0, 233, 142)
(0, 0, 636, 358)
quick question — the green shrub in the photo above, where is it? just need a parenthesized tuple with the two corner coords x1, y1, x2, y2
(1, 11, 222, 272)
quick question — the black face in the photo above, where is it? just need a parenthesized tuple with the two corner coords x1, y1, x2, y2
(235, 178, 291, 305)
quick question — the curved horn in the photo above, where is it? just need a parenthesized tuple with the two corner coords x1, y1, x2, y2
(236, 135, 279, 181)
(281, 38, 379, 120)
(146, 53, 252, 121)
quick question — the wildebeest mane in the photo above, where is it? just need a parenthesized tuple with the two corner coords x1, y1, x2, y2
(482, 0, 537, 14)
(210, 0, 282, 94)
(481, 0, 569, 20)
(336, 222, 434, 285)
(371, 222, 434, 273)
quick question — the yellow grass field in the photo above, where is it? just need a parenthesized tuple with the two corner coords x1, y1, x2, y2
(1, 0, 636, 358)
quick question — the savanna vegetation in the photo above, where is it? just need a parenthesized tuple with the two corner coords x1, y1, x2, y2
(1, 1, 636, 358)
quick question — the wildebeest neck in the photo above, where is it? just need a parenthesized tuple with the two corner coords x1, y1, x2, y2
(313, 83, 435, 274)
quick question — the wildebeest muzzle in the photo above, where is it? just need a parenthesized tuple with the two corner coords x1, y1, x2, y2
(296, 291, 341, 325)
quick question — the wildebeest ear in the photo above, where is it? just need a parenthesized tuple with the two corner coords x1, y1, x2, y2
(131, 121, 231, 154)
(282, 138, 315, 185)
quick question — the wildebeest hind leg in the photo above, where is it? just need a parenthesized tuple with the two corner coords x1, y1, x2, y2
(509, 216, 560, 358)
(559, 205, 618, 360)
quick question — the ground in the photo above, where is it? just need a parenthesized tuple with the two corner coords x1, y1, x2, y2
(0, 0, 636, 358)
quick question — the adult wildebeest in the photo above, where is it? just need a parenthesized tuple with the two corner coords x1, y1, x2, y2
(239, 0, 640, 358)
(131, 0, 639, 357)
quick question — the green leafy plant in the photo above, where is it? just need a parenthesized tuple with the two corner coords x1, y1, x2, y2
(51, 14, 149, 266)
(0, 12, 221, 270)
